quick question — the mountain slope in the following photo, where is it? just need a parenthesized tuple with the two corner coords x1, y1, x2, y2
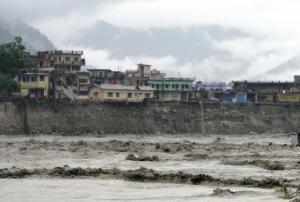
(0, 20, 55, 52)
(253, 56, 300, 81)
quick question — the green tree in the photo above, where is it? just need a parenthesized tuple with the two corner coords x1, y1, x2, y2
(0, 73, 17, 96)
(0, 37, 32, 77)
(0, 37, 34, 96)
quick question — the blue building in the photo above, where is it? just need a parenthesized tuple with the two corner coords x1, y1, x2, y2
(235, 92, 247, 103)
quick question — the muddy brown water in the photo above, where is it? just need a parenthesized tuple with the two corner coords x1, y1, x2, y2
(0, 133, 299, 201)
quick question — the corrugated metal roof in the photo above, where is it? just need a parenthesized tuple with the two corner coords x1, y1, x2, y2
(96, 84, 154, 91)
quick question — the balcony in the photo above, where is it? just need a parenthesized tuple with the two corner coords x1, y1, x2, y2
(81, 59, 86, 65)
(49, 50, 83, 55)
(51, 60, 85, 66)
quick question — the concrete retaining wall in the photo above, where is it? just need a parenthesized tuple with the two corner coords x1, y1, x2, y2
(0, 101, 299, 135)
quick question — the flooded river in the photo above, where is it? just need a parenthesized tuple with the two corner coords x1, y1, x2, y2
(0, 133, 299, 201)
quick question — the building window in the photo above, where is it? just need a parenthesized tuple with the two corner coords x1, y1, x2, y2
(152, 84, 155, 88)
(94, 92, 98, 97)
(139, 93, 142, 95)
(23, 76, 29, 82)
(74, 57, 79, 62)
(40, 75, 45, 81)
(108, 92, 113, 97)
(173, 84, 179, 89)
(65, 57, 70, 61)
(31, 76, 37, 82)
(145, 93, 150, 98)
(165, 84, 169, 88)
(116, 92, 120, 98)
(79, 91, 88, 96)
(79, 79, 88, 84)
(128, 93, 132, 98)
(156, 84, 160, 89)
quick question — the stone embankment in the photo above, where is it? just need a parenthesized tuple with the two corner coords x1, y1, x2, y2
(1, 101, 300, 135)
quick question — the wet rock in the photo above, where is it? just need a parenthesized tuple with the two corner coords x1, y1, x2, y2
(126, 154, 159, 162)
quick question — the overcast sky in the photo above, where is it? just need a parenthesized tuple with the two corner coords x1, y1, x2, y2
(1, 0, 300, 81)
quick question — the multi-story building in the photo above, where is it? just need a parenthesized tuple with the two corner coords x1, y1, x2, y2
(148, 78, 194, 101)
(124, 64, 165, 85)
(36, 50, 85, 74)
(228, 76, 300, 103)
(88, 69, 124, 85)
(15, 70, 50, 99)
(230, 80, 300, 93)
(34, 50, 86, 101)
(150, 69, 166, 80)
(76, 72, 90, 96)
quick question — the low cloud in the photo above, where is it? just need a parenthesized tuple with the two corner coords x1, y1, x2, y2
(83, 49, 246, 82)
(2, 0, 300, 81)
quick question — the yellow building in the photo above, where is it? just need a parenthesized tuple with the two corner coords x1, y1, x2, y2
(276, 92, 300, 103)
(89, 84, 154, 102)
(15, 71, 50, 98)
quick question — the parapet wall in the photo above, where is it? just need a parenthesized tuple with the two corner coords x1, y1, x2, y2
(1, 101, 299, 135)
